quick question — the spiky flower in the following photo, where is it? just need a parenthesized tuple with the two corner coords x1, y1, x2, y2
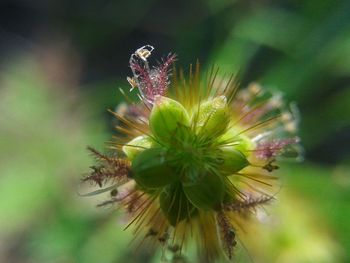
(83, 45, 302, 262)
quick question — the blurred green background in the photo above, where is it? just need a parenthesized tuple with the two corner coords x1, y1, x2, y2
(0, 0, 349, 262)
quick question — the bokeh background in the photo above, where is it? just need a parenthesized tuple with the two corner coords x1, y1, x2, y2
(1, 0, 349, 262)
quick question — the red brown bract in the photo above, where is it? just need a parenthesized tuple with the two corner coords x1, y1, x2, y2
(216, 210, 237, 260)
(255, 138, 299, 160)
(82, 147, 130, 187)
(129, 45, 177, 103)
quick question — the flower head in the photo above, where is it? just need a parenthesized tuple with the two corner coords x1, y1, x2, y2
(83, 45, 302, 262)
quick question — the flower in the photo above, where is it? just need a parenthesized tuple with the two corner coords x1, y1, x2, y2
(83, 45, 302, 262)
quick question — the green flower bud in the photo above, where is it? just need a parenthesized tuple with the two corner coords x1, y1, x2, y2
(149, 96, 190, 144)
(183, 172, 225, 210)
(131, 148, 178, 189)
(219, 148, 249, 175)
(219, 127, 255, 156)
(123, 135, 153, 161)
(193, 95, 230, 138)
(159, 183, 197, 226)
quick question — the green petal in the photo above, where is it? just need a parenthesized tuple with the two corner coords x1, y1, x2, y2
(122, 135, 153, 161)
(131, 148, 178, 189)
(193, 95, 230, 138)
(159, 183, 197, 226)
(183, 172, 225, 210)
(219, 148, 249, 175)
(219, 127, 256, 156)
(149, 96, 190, 144)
